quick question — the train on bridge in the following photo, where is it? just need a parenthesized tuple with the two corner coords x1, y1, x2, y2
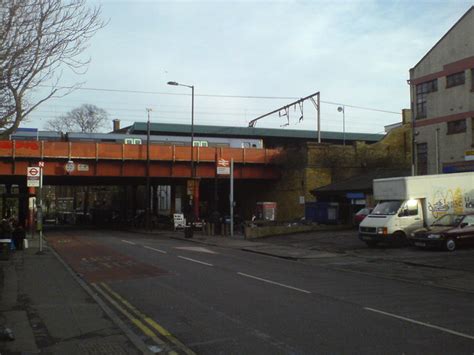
(10, 130, 264, 149)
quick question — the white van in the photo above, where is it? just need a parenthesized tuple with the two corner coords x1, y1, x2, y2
(359, 172, 474, 247)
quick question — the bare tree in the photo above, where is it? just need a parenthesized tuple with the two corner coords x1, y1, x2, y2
(45, 104, 108, 133)
(0, 0, 105, 137)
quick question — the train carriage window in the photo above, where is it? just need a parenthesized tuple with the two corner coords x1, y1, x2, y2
(124, 138, 142, 144)
(252, 144, 257, 148)
(193, 140, 208, 147)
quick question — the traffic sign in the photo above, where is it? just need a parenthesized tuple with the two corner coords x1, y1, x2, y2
(217, 158, 230, 175)
(27, 167, 39, 176)
(38, 161, 45, 168)
(27, 167, 40, 187)
(65, 160, 75, 173)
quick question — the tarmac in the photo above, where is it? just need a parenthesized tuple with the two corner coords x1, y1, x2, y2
(1, 228, 474, 353)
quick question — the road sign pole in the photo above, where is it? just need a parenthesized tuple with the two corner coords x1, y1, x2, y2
(37, 166, 43, 254)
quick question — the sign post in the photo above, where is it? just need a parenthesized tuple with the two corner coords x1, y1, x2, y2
(37, 164, 44, 254)
(28, 164, 44, 253)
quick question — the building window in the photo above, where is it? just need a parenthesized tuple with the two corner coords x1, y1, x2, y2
(472, 118, 474, 147)
(472, 69, 474, 91)
(446, 71, 465, 88)
(416, 143, 428, 175)
(447, 119, 466, 135)
(415, 79, 437, 119)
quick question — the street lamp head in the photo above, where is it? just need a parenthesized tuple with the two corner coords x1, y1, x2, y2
(337, 106, 344, 113)
(167, 81, 179, 86)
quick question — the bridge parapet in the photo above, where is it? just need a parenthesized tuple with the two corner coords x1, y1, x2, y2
(0, 140, 281, 164)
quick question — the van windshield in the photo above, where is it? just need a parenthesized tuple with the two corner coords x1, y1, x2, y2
(371, 200, 402, 215)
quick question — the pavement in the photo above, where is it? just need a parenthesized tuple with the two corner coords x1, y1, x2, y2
(0, 237, 149, 355)
(1, 226, 474, 353)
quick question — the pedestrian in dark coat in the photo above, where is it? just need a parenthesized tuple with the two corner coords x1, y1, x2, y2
(13, 224, 26, 250)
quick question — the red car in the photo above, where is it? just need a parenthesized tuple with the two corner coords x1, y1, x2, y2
(353, 207, 373, 226)
(409, 213, 474, 251)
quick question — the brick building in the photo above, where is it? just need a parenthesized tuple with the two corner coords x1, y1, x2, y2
(409, 6, 474, 175)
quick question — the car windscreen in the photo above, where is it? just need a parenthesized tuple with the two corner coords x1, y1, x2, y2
(371, 201, 402, 215)
(431, 214, 464, 227)
(356, 208, 370, 216)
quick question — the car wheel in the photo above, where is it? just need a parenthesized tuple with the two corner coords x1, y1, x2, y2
(445, 238, 456, 252)
(366, 241, 378, 248)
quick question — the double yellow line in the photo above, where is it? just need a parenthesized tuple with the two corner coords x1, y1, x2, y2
(92, 282, 195, 355)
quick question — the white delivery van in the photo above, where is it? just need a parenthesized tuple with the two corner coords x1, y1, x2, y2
(359, 172, 474, 247)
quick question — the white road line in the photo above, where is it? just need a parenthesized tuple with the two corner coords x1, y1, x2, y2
(178, 256, 213, 267)
(364, 307, 474, 341)
(237, 272, 311, 294)
(144, 246, 167, 254)
(121, 240, 136, 245)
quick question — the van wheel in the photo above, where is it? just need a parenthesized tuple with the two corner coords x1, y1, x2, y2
(366, 241, 378, 248)
(445, 238, 456, 252)
(394, 231, 408, 246)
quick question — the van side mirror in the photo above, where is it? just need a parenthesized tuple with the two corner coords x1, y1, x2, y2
(460, 222, 468, 228)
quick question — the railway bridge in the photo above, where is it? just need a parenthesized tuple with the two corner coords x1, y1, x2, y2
(0, 140, 280, 228)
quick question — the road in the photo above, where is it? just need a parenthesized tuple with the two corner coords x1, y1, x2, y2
(46, 229, 474, 354)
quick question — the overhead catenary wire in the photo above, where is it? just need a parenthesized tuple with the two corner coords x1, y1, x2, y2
(38, 84, 402, 115)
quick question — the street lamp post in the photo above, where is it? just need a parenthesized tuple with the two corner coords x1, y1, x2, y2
(337, 106, 346, 146)
(145, 108, 152, 231)
(167, 81, 197, 225)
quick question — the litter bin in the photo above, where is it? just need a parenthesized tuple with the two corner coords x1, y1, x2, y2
(184, 226, 193, 239)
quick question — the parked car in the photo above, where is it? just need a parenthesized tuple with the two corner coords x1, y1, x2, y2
(408, 213, 474, 251)
(353, 207, 373, 226)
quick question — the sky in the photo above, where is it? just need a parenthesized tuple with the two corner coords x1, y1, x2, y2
(26, 0, 473, 135)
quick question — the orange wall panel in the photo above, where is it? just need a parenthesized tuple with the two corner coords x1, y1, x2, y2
(97, 143, 123, 160)
(71, 142, 96, 159)
(43, 142, 69, 158)
(149, 146, 173, 161)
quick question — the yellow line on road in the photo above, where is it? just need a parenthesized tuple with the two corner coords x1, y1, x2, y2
(91, 283, 169, 352)
(100, 282, 196, 355)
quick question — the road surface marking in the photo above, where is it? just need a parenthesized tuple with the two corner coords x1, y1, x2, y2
(178, 256, 213, 267)
(364, 307, 474, 340)
(100, 283, 195, 355)
(121, 240, 136, 245)
(144, 246, 167, 254)
(174, 246, 217, 254)
(91, 283, 169, 351)
(237, 272, 311, 294)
